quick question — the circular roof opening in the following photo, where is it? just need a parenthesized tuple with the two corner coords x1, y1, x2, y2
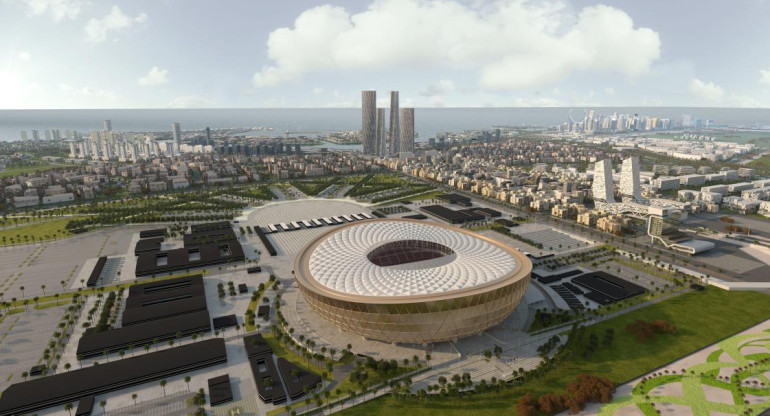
(367, 239, 455, 267)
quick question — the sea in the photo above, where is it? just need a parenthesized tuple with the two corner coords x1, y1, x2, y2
(2, 107, 770, 143)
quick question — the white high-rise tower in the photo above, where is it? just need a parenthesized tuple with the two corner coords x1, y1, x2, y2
(620, 156, 642, 201)
(591, 159, 615, 202)
(389, 91, 400, 155)
(376, 108, 386, 157)
(399, 108, 414, 152)
(361, 91, 377, 155)
(172, 122, 182, 145)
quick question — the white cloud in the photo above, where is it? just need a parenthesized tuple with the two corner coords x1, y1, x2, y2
(167, 95, 213, 108)
(253, 0, 661, 90)
(80, 86, 118, 100)
(604, 87, 615, 95)
(511, 97, 563, 107)
(58, 83, 118, 101)
(727, 95, 761, 108)
(85, 6, 147, 42)
(760, 69, 770, 85)
(16, 51, 31, 61)
(689, 78, 724, 103)
(420, 79, 455, 96)
(138, 66, 168, 86)
(313, 87, 324, 95)
(10, 0, 85, 21)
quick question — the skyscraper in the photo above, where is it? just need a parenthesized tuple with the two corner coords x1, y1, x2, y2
(172, 122, 182, 145)
(361, 91, 376, 155)
(31, 130, 40, 141)
(205, 127, 211, 146)
(20, 131, 27, 141)
(591, 159, 615, 203)
(399, 108, 415, 153)
(389, 91, 400, 155)
(620, 156, 642, 201)
(103, 119, 112, 132)
(376, 108, 386, 157)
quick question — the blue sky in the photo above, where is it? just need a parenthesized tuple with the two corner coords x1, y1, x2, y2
(1, 0, 769, 109)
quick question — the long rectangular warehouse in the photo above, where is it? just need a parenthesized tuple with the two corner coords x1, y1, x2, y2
(0, 339, 227, 416)
(86, 256, 107, 287)
(121, 296, 208, 326)
(135, 240, 244, 277)
(77, 310, 211, 358)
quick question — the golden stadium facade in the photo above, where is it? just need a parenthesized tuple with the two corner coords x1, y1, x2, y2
(294, 219, 531, 343)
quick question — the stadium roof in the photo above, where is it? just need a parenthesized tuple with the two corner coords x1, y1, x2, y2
(676, 239, 716, 253)
(306, 220, 520, 297)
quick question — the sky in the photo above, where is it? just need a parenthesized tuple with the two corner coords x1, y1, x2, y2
(1, 0, 770, 109)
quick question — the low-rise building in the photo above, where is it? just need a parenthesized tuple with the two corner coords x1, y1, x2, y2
(42, 193, 75, 205)
(597, 215, 622, 234)
(13, 195, 39, 208)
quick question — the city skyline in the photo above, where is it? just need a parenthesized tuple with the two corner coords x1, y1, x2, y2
(2, 0, 770, 109)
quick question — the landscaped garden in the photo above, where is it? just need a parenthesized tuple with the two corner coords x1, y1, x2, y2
(337, 288, 770, 415)
(599, 323, 770, 415)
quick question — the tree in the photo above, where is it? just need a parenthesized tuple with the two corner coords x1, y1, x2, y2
(64, 402, 74, 416)
(160, 379, 167, 396)
(185, 376, 192, 392)
(100, 400, 107, 414)
(132, 393, 138, 405)
(22, 371, 28, 381)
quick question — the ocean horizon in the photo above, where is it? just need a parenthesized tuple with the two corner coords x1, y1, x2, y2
(2, 107, 770, 142)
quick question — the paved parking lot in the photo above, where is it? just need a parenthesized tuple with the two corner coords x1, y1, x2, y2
(518, 228, 590, 253)
(0, 227, 138, 299)
(0, 305, 67, 391)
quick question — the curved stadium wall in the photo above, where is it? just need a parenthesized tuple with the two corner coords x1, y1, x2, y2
(293, 219, 531, 343)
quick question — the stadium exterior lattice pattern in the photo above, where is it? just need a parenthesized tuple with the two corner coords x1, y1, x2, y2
(294, 219, 531, 343)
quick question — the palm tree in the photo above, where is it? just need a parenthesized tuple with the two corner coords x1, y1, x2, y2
(22, 371, 28, 381)
(19, 286, 25, 298)
(99, 400, 106, 414)
(64, 402, 74, 416)
(132, 393, 138, 405)
(41, 285, 46, 295)
(185, 376, 192, 392)
(160, 379, 167, 396)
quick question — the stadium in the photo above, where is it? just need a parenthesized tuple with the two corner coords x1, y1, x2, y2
(294, 219, 532, 343)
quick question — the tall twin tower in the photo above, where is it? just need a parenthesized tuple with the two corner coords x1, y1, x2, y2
(361, 90, 414, 156)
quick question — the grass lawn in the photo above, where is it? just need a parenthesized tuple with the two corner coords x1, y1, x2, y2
(338, 288, 770, 415)
(0, 216, 87, 245)
(244, 281, 272, 332)
(0, 160, 68, 178)
(335, 365, 418, 396)
(389, 190, 444, 203)
(261, 332, 329, 378)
